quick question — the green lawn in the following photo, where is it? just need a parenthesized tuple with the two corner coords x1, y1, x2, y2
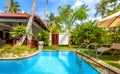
(44, 45, 77, 50)
(0, 45, 38, 58)
(44, 45, 120, 69)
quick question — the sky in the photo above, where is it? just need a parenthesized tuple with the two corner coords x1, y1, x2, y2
(0, 0, 101, 21)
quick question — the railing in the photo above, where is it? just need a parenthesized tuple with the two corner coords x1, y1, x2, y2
(82, 43, 98, 60)
(75, 43, 88, 68)
(76, 43, 98, 60)
(76, 43, 120, 74)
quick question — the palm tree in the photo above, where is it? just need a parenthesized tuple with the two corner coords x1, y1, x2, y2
(58, 5, 88, 46)
(4, 0, 21, 13)
(58, 5, 73, 33)
(73, 4, 89, 22)
(95, 0, 108, 18)
(10, 0, 21, 13)
(7, 0, 11, 13)
(44, 0, 48, 24)
(47, 12, 55, 26)
(106, 0, 120, 15)
(47, 12, 55, 32)
(47, 12, 64, 33)
(15, 0, 37, 46)
(107, 0, 118, 11)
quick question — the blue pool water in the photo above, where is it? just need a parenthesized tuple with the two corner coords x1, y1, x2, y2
(0, 51, 100, 74)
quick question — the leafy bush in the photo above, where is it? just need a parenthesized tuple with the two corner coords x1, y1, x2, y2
(37, 29, 50, 46)
(71, 20, 103, 45)
(10, 24, 26, 38)
(0, 44, 12, 50)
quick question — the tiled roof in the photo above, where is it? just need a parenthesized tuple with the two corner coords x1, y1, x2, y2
(0, 13, 49, 31)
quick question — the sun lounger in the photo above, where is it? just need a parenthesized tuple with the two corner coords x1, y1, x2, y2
(97, 43, 120, 56)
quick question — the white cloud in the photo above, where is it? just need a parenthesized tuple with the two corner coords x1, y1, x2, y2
(75, 20, 81, 24)
(75, 16, 102, 24)
(88, 16, 102, 21)
(71, 0, 82, 9)
(83, 0, 97, 5)
(0, 10, 3, 13)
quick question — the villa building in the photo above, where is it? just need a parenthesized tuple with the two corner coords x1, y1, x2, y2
(0, 13, 49, 48)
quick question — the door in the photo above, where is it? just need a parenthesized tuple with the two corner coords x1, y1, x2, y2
(52, 34, 59, 45)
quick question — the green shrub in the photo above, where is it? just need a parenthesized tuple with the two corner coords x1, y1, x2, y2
(10, 24, 26, 38)
(71, 20, 103, 45)
(37, 29, 50, 46)
(1, 44, 12, 49)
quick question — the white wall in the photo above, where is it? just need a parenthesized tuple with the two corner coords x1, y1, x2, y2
(50, 33, 69, 45)
(59, 33, 68, 45)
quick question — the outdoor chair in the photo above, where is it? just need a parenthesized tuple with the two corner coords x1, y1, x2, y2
(97, 43, 120, 56)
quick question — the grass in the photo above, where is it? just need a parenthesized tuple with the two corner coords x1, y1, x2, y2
(44, 45, 77, 50)
(0, 44, 38, 58)
(44, 45, 120, 69)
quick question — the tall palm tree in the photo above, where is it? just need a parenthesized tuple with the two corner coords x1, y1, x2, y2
(58, 5, 88, 46)
(58, 5, 72, 33)
(73, 4, 89, 22)
(95, 0, 108, 18)
(47, 12, 55, 25)
(106, 0, 120, 16)
(107, 0, 118, 11)
(107, 4, 120, 16)
(15, 0, 37, 46)
(10, 0, 21, 13)
(47, 12, 63, 33)
(4, 0, 21, 13)
(44, 0, 48, 24)
(7, 0, 11, 13)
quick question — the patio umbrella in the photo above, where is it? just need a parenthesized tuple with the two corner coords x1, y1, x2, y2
(97, 11, 120, 28)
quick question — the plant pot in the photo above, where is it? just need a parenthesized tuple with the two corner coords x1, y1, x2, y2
(38, 41, 44, 50)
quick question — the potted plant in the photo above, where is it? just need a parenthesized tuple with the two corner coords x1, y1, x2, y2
(37, 33, 44, 50)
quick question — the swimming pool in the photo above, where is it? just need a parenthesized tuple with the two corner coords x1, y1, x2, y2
(0, 51, 100, 74)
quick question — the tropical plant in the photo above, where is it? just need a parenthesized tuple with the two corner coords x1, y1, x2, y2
(10, 24, 26, 39)
(107, 4, 120, 16)
(95, 0, 108, 18)
(44, 0, 48, 24)
(107, 0, 118, 11)
(58, 5, 88, 46)
(4, 0, 21, 13)
(58, 5, 73, 33)
(16, 0, 37, 46)
(37, 29, 50, 45)
(6, 0, 11, 13)
(47, 12, 64, 33)
(71, 20, 103, 45)
(73, 4, 89, 22)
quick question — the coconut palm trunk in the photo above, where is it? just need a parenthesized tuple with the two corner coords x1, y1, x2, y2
(7, 0, 11, 13)
(44, 0, 48, 24)
(14, 0, 37, 46)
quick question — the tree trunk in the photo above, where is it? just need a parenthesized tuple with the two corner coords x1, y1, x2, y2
(44, 0, 48, 24)
(14, 0, 37, 47)
(7, 0, 11, 13)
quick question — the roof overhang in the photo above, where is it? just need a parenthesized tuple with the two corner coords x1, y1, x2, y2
(0, 13, 49, 31)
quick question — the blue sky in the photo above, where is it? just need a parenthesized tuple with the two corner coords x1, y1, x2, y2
(0, 0, 101, 20)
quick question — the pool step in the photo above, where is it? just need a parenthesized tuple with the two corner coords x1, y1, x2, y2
(76, 59, 82, 68)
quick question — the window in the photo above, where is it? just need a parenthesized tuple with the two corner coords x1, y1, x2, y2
(0, 31, 3, 39)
